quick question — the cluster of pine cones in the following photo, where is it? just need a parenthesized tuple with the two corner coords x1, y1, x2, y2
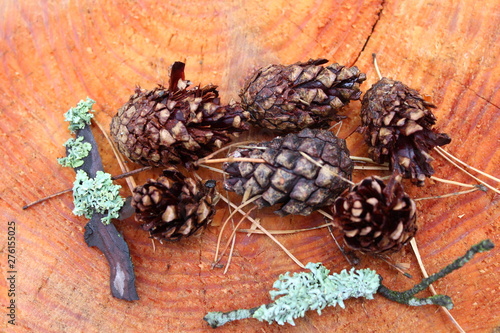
(110, 58, 450, 253)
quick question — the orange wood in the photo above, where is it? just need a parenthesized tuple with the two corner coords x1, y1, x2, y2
(0, 0, 498, 332)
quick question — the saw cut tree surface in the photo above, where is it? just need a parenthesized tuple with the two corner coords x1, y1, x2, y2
(1, 0, 499, 332)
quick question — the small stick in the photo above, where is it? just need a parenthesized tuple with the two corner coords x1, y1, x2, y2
(237, 222, 336, 235)
(435, 146, 500, 183)
(328, 224, 359, 266)
(372, 53, 383, 80)
(111, 166, 153, 180)
(218, 195, 305, 269)
(409, 238, 466, 333)
(375, 254, 412, 278)
(430, 176, 477, 188)
(414, 187, 483, 202)
(22, 167, 152, 210)
(93, 119, 137, 192)
(199, 164, 230, 175)
(379, 239, 495, 309)
(22, 188, 73, 210)
(354, 165, 390, 171)
(434, 147, 500, 194)
(223, 232, 238, 275)
(351, 156, 387, 164)
(199, 157, 266, 164)
(299, 151, 355, 186)
(221, 207, 257, 274)
(316, 209, 335, 221)
(318, 209, 357, 266)
(213, 195, 261, 265)
(328, 121, 343, 137)
(195, 140, 257, 165)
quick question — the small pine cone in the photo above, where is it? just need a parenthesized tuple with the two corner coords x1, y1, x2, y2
(223, 128, 353, 216)
(132, 168, 217, 241)
(333, 175, 417, 253)
(111, 62, 249, 167)
(240, 59, 366, 132)
(360, 78, 451, 186)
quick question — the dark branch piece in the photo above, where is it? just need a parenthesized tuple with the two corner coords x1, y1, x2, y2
(75, 125, 139, 301)
(169, 61, 186, 92)
(378, 239, 494, 309)
(84, 214, 138, 301)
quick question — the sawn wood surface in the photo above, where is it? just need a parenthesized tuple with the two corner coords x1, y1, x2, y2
(0, 0, 499, 332)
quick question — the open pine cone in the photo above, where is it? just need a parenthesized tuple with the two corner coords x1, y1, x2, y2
(333, 175, 417, 253)
(131, 168, 217, 241)
(111, 62, 249, 167)
(240, 59, 366, 132)
(223, 128, 353, 216)
(360, 77, 451, 186)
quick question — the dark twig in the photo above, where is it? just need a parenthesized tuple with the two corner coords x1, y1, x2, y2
(22, 188, 73, 210)
(22, 166, 152, 210)
(73, 124, 138, 301)
(204, 240, 494, 328)
(377, 239, 494, 309)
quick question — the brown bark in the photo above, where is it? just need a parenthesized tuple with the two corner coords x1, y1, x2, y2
(0, 0, 498, 332)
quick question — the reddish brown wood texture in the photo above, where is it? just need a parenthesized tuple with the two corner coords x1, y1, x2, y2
(0, 0, 499, 332)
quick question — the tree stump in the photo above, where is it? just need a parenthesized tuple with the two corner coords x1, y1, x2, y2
(1, 0, 498, 332)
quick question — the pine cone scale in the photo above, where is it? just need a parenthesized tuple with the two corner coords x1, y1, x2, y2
(111, 63, 249, 167)
(240, 59, 366, 132)
(223, 129, 353, 216)
(132, 169, 217, 241)
(333, 176, 417, 253)
(360, 77, 451, 185)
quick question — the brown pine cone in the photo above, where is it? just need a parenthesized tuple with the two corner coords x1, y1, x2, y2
(360, 77, 451, 186)
(223, 128, 353, 216)
(333, 175, 417, 253)
(111, 62, 249, 167)
(131, 168, 217, 241)
(240, 59, 366, 132)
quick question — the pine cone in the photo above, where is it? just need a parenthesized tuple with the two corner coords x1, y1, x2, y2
(111, 62, 249, 167)
(132, 168, 217, 241)
(223, 128, 353, 216)
(333, 175, 417, 253)
(360, 78, 451, 186)
(240, 59, 366, 132)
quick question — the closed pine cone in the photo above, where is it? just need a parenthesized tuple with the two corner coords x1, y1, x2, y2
(223, 128, 353, 216)
(240, 59, 366, 132)
(132, 168, 217, 241)
(111, 62, 249, 167)
(360, 78, 451, 186)
(333, 175, 417, 253)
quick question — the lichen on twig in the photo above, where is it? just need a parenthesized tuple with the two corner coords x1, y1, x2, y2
(72, 170, 124, 224)
(58, 98, 138, 301)
(58, 136, 92, 168)
(64, 97, 95, 132)
(204, 240, 494, 328)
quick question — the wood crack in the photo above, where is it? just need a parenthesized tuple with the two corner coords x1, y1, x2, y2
(351, 0, 386, 66)
(454, 79, 500, 110)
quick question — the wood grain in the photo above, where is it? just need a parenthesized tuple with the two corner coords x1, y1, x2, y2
(0, 0, 499, 332)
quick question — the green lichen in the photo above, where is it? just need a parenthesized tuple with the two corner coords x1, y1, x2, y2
(64, 97, 95, 132)
(253, 263, 379, 325)
(72, 170, 124, 224)
(204, 263, 380, 328)
(58, 136, 92, 168)
(204, 241, 495, 328)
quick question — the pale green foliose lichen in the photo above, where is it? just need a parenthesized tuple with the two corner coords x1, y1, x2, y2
(64, 97, 95, 132)
(72, 170, 124, 224)
(57, 136, 92, 168)
(252, 263, 380, 326)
